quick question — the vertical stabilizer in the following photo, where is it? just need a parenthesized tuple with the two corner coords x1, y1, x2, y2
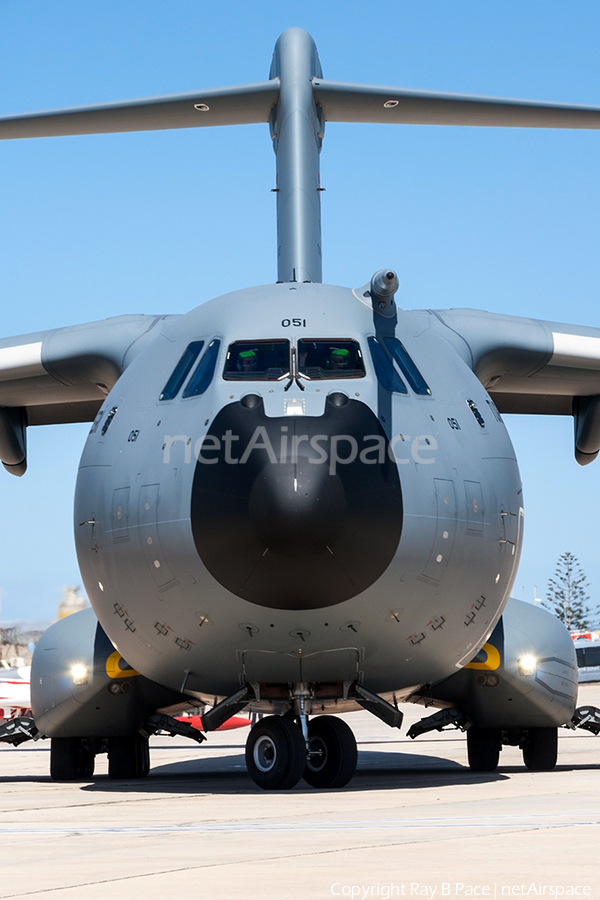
(269, 29, 324, 284)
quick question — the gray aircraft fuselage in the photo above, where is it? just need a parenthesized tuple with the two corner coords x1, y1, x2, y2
(74, 282, 522, 708)
(4, 26, 592, 784)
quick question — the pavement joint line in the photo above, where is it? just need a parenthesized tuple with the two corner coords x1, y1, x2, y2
(0, 829, 579, 900)
(1, 814, 598, 834)
(0, 843, 449, 900)
(2, 692, 600, 894)
(0, 823, 596, 900)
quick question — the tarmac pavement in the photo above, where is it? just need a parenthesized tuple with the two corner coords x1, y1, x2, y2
(1, 684, 599, 900)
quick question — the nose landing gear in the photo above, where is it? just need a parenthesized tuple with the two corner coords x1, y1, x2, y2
(245, 714, 358, 790)
(245, 716, 306, 790)
(304, 716, 358, 788)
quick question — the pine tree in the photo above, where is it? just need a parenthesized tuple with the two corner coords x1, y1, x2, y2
(543, 552, 596, 630)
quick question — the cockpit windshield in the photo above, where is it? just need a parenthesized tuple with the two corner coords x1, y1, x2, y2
(223, 340, 291, 381)
(297, 339, 365, 379)
(223, 338, 366, 383)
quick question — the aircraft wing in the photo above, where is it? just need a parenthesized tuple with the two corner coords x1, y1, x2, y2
(0, 82, 279, 140)
(0, 314, 167, 475)
(427, 308, 600, 464)
(314, 80, 600, 129)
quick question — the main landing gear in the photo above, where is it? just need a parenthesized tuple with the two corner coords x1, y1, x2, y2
(466, 727, 501, 773)
(245, 714, 358, 790)
(50, 736, 95, 782)
(46, 714, 206, 782)
(49, 733, 152, 781)
(522, 727, 558, 772)
(408, 708, 565, 774)
(466, 725, 558, 773)
(467, 727, 558, 772)
(107, 733, 150, 780)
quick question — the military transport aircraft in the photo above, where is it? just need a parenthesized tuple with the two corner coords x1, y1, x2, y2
(2, 27, 600, 788)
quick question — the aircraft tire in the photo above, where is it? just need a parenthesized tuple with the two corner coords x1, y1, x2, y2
(303, 716, 358, 789)
(522, 727, 558, 771)
(50, 737, 95, 781)
(245, 715, 306, 790)
(466, 727, 501, 772)
(138, 734, 151, 777)
(108, 733, 150, 779)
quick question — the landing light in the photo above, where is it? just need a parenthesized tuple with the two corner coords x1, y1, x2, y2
(71, 664, 89, 685)
(517, 655, 537, 676)
(285, 398, 304, 415)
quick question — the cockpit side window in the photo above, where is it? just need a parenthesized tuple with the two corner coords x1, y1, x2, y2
(159, 341, 204, 400)
(297, 339, 365, 379)
(384, 337, 431, 395)
(223, 340, 291, 381)
(182, 339, 221, 398)
(368, 337, 408, 393)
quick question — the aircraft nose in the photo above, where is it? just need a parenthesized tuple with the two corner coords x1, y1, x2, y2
(249, 459, 346, 556)
(190, 395, 402, 610)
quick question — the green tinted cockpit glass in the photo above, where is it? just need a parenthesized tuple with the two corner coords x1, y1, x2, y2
(367, 337, 407, 393)
(384, 337, 431, 395)
(182, 339, 221, 398)
(223, 340, 290, 380)
(297, 339, 365, 379)
(159, 341, 204, 400)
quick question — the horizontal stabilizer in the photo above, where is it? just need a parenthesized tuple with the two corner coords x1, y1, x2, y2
(0, 81, 279, 140)
(314, 79, 600, 129)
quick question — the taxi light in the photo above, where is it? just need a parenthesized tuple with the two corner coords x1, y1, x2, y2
(517, 654, 537, 676)
(71, 664, 89, 685)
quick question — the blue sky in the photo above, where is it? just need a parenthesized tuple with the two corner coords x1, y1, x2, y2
(1, 1, 600, 622)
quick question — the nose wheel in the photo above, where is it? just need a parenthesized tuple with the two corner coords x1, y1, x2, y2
(304, 716, 357, 788)
(245, 714, 358, 790)
(245, 716, 307, 789)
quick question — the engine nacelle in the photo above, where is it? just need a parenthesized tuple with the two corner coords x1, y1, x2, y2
(31, 608, 187, 737)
